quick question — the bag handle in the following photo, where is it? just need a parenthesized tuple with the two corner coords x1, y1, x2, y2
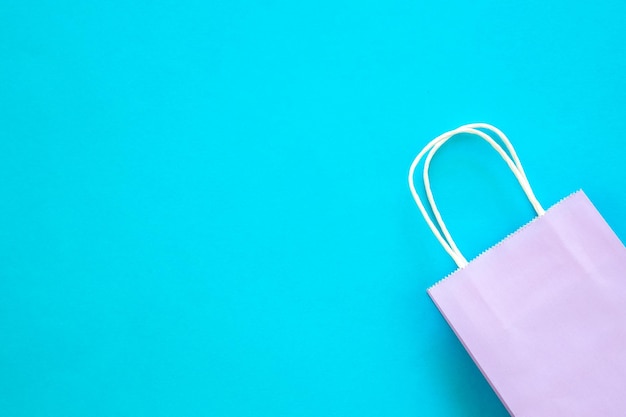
(423, 124, 545, 265)
(408, 123, 545, 268)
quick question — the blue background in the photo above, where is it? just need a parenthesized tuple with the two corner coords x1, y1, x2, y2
(2, 1, 626, 416)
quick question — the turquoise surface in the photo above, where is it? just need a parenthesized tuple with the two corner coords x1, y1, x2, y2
(2, 1, 626, 416)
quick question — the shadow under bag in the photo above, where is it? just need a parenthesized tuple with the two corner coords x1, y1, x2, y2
(408, 123, 626, 416)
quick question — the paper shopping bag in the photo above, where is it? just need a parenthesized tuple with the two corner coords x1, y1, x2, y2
(408, 124, 626, 416)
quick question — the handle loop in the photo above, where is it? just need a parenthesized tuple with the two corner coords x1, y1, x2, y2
(408, 123, 545, 268)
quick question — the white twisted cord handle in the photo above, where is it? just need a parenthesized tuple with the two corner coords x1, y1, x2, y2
(408, 123, 545, 268)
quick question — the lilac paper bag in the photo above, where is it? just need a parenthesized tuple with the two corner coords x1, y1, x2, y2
(430, 191, 626, 415)
(408, 124, 626, 416)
